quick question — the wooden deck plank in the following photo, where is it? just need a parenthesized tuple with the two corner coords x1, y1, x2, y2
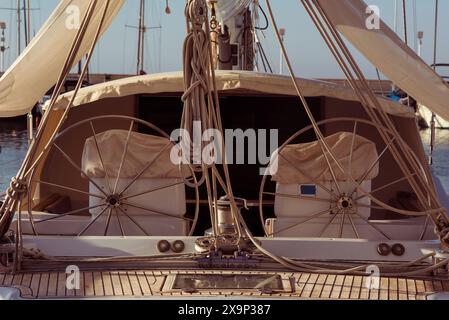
(57, 273, 67, 297)
(119, 272, 134, 296)
(137, 271, 153, 296)
(359, 277, 370, 300)
(74, 271, 85, 298)
(11, 273, 23, 288)
(311, 274, 327, 298)
(415, 280, 426, 300)
(424, 280, 435, 293)
(29, 273, 41, 298)
(406, 279, 417, 301)
(47, 273, 59, 297)
(37, 273, 49, 298)
(379, 278, 389, 300)
(21, 273, 33, 290)
(3, 274, 14, 286)
(340, 276, 354, 300)
(83, 272, 95, 297)
(330, 275, 344, 299)
(102, 272, 115, 297)
(442, 281, 449, 292)
(369, 284, 379, 300)
(389, 278, 398, 300)
(301, 273, 318, 298)
(296, 273, 310, 297)
(432, 280, 443, 293)
(110, 272, 124, 296)
(398, 279, 408, 300)
(128, 272, 143, 296)
(321, 275, 336, 299)
(349, 276, 362, 300)
(92, 272, 105, 297)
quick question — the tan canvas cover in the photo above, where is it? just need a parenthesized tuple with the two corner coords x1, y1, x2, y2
(46, 71, 414, 118)
(0, 0, 124, 118)
(82, 130, 188, 179)
(270, 132, 379, 184)
(318, 0, 449, 121)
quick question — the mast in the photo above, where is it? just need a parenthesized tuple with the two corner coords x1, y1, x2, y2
(279, 28, 286, 75)
(16, 0, 21, 55)
(0, 22, 7, 73)
(22, 0, 29, 45)
(430, 0, 439, 165)
(136, 0, 146, 75)
(402, 0, 408, 45)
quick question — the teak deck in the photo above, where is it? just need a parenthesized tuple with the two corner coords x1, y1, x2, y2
(1, 270, 448, 300)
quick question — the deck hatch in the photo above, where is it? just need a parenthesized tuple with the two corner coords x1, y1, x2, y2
(166, 274, 285, 292)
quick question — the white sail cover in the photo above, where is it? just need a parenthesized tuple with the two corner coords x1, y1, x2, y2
(82, 130, 190, 179)
(0, 0, 124, 118)
(215, 0, 252, 22)
(270, 132, 379, 184)
(317, 0, 449, 121)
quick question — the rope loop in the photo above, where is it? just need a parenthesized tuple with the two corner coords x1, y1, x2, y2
(7, 177, 28, 201)
(187, 0, 208, 29)
(439, 227, 449, 243)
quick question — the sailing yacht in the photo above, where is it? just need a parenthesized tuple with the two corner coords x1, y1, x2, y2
(0, 0, 449, 300)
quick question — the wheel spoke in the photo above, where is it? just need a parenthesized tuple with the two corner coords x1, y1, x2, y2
(347, 213, 360, 239)
(113, 121, 135, 194)
(117, 206, 150, 236)
(348, 121, 358, 177)
(353, 211, 391, 240)
(53, 143, 108, 197)
(319, 210, 340, 237)
(354, 174, 417, 201)
(89, 121, 113, 194)
(263, 192, 332, 204)
(271, 207, 334, 236)
(121, 181, 185, 201)
(278, 153, 338, 199)
(32, 180, 105, 199)
(114, 208, 125, 237)
(350, 136, 396, 196)
(104, 208, 114, 236)
(77, 206, 109, 237)
(118, 142, 173, 197)
(339, 211, 346, 238)
(36, 204, 107, 224)
(317, 139, 343, 195)
(122, 201, 193, 222)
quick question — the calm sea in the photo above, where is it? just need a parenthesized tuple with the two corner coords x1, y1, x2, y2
(0, 124, 449, 196)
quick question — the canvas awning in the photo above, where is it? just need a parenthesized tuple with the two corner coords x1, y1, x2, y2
(0, 0, 124, 118)
(317, 0, 449, 121)
(270, 132, 379, 184)
(44, 71, 414, 118)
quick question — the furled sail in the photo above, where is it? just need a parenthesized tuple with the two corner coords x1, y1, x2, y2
(215, 0, 252, 22)
(317, 0, 449, 121)
(0, 0, 124, 118)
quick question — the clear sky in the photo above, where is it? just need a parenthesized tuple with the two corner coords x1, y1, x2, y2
(0, 0, 448, 79)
